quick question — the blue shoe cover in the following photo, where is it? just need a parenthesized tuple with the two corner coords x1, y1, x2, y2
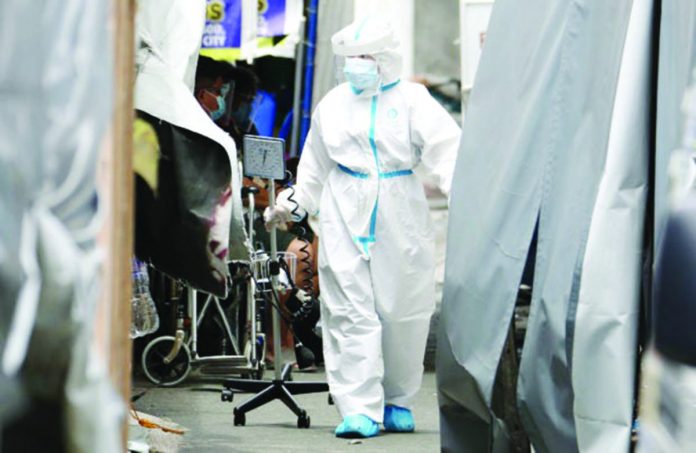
(383, 405, 415, 432)
(335, 414, 380, 438)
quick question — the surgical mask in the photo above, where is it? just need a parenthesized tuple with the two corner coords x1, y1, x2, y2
(211, 94, 226, 121)
(343, 57, 380, 93)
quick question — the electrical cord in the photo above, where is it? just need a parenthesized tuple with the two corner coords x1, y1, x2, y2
(281, 181, 322, 366)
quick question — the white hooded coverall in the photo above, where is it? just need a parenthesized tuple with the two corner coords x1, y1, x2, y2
(291, 18, 461, 423)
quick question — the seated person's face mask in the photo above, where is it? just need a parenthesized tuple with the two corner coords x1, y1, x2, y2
(198, 88, 227, 121)
(212, 98, 226, 121)
(343, 57, 380, 93)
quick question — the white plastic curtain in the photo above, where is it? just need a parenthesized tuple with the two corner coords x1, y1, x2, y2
(437, 0, 652, 451)
(0, 0, 122, 451)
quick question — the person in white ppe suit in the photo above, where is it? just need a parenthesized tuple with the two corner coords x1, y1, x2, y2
(265, 17, 461, 438)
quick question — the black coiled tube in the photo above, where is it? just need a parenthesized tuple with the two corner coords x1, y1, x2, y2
(285, 186, 315, 300)
(282, 184, 323, 366)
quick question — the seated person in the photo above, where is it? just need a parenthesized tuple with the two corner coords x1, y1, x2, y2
(194, 56, 231, 122)
(221, 64, 260, 149)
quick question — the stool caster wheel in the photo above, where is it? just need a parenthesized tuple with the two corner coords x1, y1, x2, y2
(221, 389, 234, 402)
(297, 411, 310, 429)
(327, 394, 334, 405)
(234, 410, 246, 426)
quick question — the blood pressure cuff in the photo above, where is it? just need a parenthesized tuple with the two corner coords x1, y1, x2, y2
(134, 110, 232, 297)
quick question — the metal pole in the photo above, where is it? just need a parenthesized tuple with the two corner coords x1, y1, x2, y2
(247, 191, 257, 364)
(290, 17, 307, 157)
(190, 289, 198, 356)
(269, 181, 283, 380)
(248, 278, 257, 364)
(299, 0, 319, 148)
(248, 190, 255, 245)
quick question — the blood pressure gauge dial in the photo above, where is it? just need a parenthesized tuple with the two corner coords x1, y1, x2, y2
(243, 135, 286, 181)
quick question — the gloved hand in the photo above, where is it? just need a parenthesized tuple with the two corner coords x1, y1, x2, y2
(263, 204, 292, 231)
(263, 189, 298, 231)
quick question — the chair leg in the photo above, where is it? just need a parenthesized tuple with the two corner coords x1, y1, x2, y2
(234, 384, 277, 414)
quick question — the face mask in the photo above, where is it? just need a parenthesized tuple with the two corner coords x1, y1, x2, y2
(211, 94, 226, 121)
(343, 57, 380, 93)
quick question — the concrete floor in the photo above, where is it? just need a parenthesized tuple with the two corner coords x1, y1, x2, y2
(133, 370, 440, 452)
(131, 202, 449, 452)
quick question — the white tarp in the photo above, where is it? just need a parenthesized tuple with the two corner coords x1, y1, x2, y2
(437, 0, 647, 451)
(0, 0, 122, 451)
(571, 0, 652, 450)
(654, 0, 696, 254)
(638, 2, 696, 450)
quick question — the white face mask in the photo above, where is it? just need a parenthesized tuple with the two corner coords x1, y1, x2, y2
(343, 57, 380, 93)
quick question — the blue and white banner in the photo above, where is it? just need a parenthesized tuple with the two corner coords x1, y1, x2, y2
(201, 0, 257, 60)
(258, 0, 302, 38)
(201, 0, 302, 61)
(202, 0, 243, 48)
(256, 0, 303, 58)
(258, 0, 286, 37)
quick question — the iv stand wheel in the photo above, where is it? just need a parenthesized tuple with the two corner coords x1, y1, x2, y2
(221, 389, 234, 402)
(233, 409, 246, 426)
(297, 411, 310, 429)
(141, 336, 192, 387)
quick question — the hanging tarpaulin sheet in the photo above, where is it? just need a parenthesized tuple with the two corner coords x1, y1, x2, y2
(201, 0, 258, 61)
(571, 0, 652, 450)
(255, 0, 303, 59)
(654, 0, 696, 261)
(437, 0, 645, 451)
(637, 4, 696, 450)
(1, 0, 123, 451)
(653, 0, 696, 368)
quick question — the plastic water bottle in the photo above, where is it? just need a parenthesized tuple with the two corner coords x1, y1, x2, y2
(130, 258, 160, 338)
(130, 259, 143, 338)
(137, 259, 159, 336)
